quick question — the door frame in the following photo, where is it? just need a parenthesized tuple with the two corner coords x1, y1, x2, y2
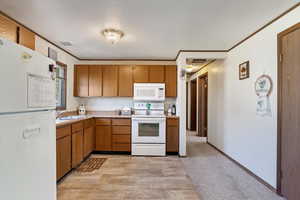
(197, 72, 208, 137)
(277, 22, 300, 195)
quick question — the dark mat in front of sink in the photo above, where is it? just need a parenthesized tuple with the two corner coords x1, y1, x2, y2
(75, 158, 107, 174)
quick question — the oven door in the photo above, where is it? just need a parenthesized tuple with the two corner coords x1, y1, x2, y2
(132, 118, 166, 144)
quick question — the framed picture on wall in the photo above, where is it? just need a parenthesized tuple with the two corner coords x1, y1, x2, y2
(239, 61, 250, 80)
(48, 47, 58, 61)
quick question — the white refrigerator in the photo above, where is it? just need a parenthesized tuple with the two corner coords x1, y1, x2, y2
(0, 38, 57, 200)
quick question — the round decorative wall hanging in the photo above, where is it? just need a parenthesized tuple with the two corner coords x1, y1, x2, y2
(255, 75, 273, 97)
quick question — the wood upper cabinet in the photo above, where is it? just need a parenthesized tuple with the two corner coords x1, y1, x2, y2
(72, 130, 84, 168)
(0, 14, 17, 42)
(149, 65, 165, 83)
(102, 66, 118, 97)
(18, 27, 35, 50)
(165, 65, 177, 97)
(118, 66, 133, 97)
(88, 65, 102, 96)
(74, 65, 89, 97)
(166, 118, 179, 153)
(133, 66, 149, 83)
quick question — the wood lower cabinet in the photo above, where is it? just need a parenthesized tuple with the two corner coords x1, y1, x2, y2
(74, 65, 89, 97)
(165, 66, 177, 97)
(102, 66, 118, 97)
(112, 119, 131, 152)
(149, 65, 165, 83)
(83, 119, 95, 157)
(72, 130, 84, 168)
(56, 125, 72, 181)
(95, 118, 112, 151)
(166, 118, 179, 153)
(118, 66, 133, 97)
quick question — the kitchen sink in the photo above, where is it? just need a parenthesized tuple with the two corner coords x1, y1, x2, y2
(57, 115, 85, 121)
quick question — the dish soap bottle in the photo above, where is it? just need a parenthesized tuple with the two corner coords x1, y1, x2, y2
(171, 104, 176, 115)
(78, 104, 86, 115)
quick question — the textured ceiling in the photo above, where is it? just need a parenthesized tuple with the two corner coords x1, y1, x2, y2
(0, 0, 298, 59)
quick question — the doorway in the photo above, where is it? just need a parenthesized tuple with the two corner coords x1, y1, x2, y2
(277, 22, 300, 200)
(189, 79, 197, 131)
(198, 73, 208, 137)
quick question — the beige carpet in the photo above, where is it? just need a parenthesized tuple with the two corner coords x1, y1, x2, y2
(181, 134, 285, 200)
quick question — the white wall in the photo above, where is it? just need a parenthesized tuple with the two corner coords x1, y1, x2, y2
(206, 7, 300, 188)
(35, 36, 79, 111)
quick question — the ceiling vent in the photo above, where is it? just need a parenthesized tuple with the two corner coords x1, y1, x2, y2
(186, 58, 207, 65)
(60, 41, 73, 47)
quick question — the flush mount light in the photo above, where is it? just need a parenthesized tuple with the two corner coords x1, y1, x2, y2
(101, 28, 124, 44)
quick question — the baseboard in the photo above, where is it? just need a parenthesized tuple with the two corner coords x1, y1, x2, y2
(206, 142, 278, 194)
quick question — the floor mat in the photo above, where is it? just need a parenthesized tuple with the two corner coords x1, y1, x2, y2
(75, 158, 107, 174)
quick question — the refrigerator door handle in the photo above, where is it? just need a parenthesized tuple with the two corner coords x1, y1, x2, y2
(23, 126, 41, 139)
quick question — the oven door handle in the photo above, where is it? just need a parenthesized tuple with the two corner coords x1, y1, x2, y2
(132, 118, 166, 122)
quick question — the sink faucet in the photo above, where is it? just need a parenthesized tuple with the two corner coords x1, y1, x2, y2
(56, 110, 67, 119)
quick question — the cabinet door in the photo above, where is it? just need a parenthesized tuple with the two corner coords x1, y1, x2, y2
(165, 66, 177, 97)
(149, 65, 165, 83)
(102, 66, 118, 96)
(133, 66, 149, 83)
(166, 119, 179, 153)
(95, 125, 112, 151)
(84, 126, 94, 157)
(56, 135, 71, 180)
(18, 26, 35, 50)
(74, 65, 89, 97)
(0, 14, 17, 42)
(89, 65, 102, 96)
(118, 66, 133, 97)
(72, 130, 84, 168)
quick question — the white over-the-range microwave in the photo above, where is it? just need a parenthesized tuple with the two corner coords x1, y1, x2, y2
(133, 83, 165, 101)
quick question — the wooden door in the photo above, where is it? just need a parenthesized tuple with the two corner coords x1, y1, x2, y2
(0, 14, 17, 42)
(56, 135, 71, 180)
(18, 27, 35, 50)
(198, 74, 208, 137)
(102, 66, 118, 96)
(74, 65, 89, 97)
(83, 126, 94, 157)
(165, 66, 177, 97)
(95, 125, 112, 151)
(133, 66, 149, 83)
(118, 66, 133, 96)
(190, 80, 197, 131)
(89, 65, 102, 96)
(278, 23, 300, 200)
(149, 65, 165, 83)
(166, 118, 179, 153)
(72, 130, 84, 168)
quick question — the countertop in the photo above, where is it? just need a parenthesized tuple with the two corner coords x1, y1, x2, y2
(56, 111, 179, 127)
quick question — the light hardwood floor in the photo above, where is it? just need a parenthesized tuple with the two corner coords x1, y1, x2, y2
(58, 155, 200, 200)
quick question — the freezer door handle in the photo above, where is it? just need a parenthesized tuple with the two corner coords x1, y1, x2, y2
(23, 126, 41, 139)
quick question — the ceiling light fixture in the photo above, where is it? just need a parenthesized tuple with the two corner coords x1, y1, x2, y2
(101, 28, 124, 44)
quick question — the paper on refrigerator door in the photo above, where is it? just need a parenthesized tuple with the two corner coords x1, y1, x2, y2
(27, 74, 56, 108)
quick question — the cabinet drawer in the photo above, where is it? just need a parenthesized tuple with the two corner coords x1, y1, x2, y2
(112, 135, 131, 144)
(72, 122, 84, 133)
(56, 125, 71, 139)
(167, 118, 179, 127)
(112, 126, 131, 135)
(95, 118, 111, 126)
(112, 119, 131, 126)
(84, 118, 94, 128)
(112, 143, 131, 152)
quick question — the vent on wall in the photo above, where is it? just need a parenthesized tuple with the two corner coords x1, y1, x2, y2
(60, 41, 73, 47)
(186, 58, 207, 65)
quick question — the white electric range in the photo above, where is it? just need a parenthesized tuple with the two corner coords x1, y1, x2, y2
(131, 102, 166, 156)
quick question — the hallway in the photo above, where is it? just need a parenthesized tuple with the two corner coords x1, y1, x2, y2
(181, 133, 284, 200)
